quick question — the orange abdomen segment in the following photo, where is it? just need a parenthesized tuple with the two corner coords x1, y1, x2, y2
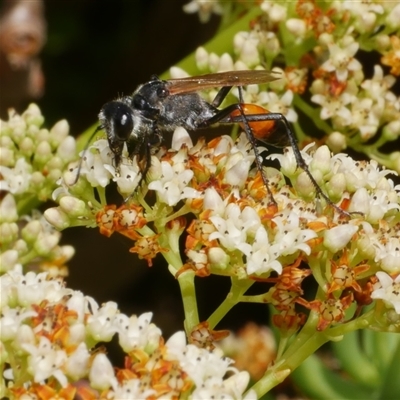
(230, 104, 275, 140)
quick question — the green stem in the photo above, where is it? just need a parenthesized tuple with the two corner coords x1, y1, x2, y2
(249, 332, 328, 397)
(176, 270, 199, 334)
(207, 278, 254, 329)
(250, 312, 373, 398)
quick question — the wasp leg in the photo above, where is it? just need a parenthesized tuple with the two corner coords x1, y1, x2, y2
(227, 112, 353, 216)
(201, 105, 352, 216)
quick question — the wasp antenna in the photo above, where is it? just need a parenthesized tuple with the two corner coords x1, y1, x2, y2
(73, 125, 103, 185)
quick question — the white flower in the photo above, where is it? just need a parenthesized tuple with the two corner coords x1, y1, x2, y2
(272, 212, 318, 256)
(0, 157, 32, 194)
(22, 336, 68, 386)
(107, 161, 142, 196)
(233, 31, 261, 67)
(148, 160, 200, 206)
(0, 268, 70, 307)
(115, 312, 162, 353)
(331, 155, 397, 192)
(371, 271, 400, 314)
(260, 1, 287, 23)
(311, 92, 354, 122)
(374, 237, 400, 274)
(86, 301, 119, 342)
(78, 139, 113, 187)
(166, 331, 250, 399)
(386, 3, 400, 29)
(321, 39, 361, 82)
(349, 97, 381, 140)
(109, 379, 156, 400)
(269, 143, 314, 178)
(182, 0, 223, 23)
(341, 1, 384, 33)
(361, 65, 396, 103)
(66, 290, 98, 323)
(238, 226, 282, 275)
(0, 306, 37, 341)
(209, 203, 261, 250)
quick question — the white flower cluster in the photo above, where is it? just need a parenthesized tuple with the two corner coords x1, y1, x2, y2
(0, 106, 76, 276)
(166, 331, 256, 400)
(0, 266, 254, 399)
(311, 65, 400, 142)
(0, 104, 76, 200)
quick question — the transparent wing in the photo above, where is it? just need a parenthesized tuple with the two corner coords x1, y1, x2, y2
(166, 70, 282, 95)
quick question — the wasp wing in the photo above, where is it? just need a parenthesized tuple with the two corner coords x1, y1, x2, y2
(166, 70, 282, 95)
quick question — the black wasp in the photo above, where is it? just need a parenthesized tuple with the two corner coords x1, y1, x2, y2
(84, 70, 345, 213)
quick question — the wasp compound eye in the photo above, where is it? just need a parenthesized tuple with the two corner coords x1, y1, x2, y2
(100, 101, 134, 141)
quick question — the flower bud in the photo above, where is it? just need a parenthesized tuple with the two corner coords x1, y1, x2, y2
(327, 173, 346, 199)
(225, 157, 250, 187)
(19, 137, 35, 157)
(50, 119, 69, 143)
(219, 52, 234, 71)
(0, 250, 19, 272)
(57, 136, 77, 161)
(324, 224, 359, 253)
(203, 187, 224, 214)
(348, 188, 370, 215)
(208, 247, 230, 269)
(23, 103, 44, 126)
(171, 127, 193, 151)
(21, 220, 42, 243)
(14, 325, 35, 351)
(0, 222, 18, 244)
(59, 196, 87, 217)
(36, 128, 50, 143)
(0, 147, 14, 166)
(65, 342, 90, 380)
(286, 18, 306, 37)
(311, 145, 331, 176)
(224, 371, 250, 396)
(34, 232, 59, 255)
(0, 193, 18, 223)
(374, 34, 390, 51)
(195, 46, 209, 71)
(89, 353, 117, 391)
(44, 207, 71, 230)
(208, 52, 220, 72)
(386, 3, 400, 29)
(34, 140, 52, 164)
(295, 171, 316, 199)
(326, 131, 347, 152)
(382, 121, 400, 141)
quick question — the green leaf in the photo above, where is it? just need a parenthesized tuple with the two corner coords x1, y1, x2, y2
(292, 353, 373, 400)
